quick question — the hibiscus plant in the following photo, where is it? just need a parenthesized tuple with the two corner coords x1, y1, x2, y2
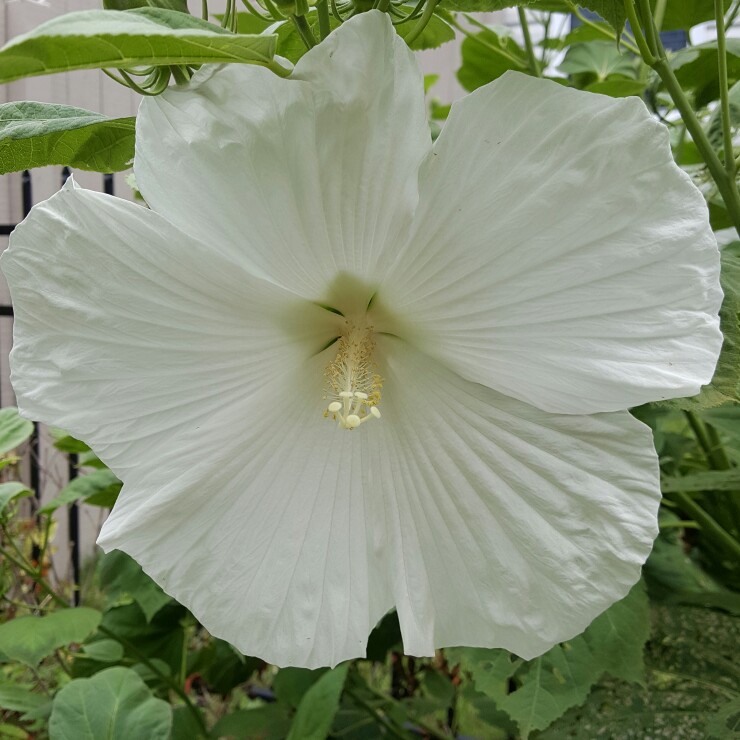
(0, 0, 739, 738)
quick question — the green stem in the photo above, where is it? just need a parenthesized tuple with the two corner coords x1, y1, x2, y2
(266, 58, 293, 77)
(671, 491, 740, 558)
(292, 13, 317, 49)
(638, 0, 660, 57)
(0, 545, 67, 608)
(517, 7, 540, 77)
(404, 0, 438, 46)
(97, 625, 207, 734)
(624, 0, 657, 63)
(201, 0, 208, 20)
(716, 0, 736, 177)
(316, 0, 331, 39)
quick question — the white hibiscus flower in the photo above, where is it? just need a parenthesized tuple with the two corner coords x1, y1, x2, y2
(1, 11, 722, 668)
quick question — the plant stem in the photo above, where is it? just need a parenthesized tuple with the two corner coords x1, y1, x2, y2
(292, 13, 317, 49)
(0, 544, 67, 608)
(404, 0, 438, 46)
(316, 0, 331, 39)
(97, 625, 207, 734)
(716, 0, 737, 177)
(517, 7, 540, 76)
(671, 491, 740, 558)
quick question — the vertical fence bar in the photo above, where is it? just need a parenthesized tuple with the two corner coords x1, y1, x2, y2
(60, 167, 81, 605)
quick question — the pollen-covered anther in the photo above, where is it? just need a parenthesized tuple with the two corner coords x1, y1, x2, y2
(324, 323, 383, 430)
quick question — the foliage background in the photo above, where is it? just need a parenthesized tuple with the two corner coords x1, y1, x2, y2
(0, 1, 739, 738)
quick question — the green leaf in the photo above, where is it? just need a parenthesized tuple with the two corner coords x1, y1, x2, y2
(707, 80, 740, 151)
(396, 13, 455, 50)
(671, 39, 740, 108)
(104, 0, 189, 12)
(0, 482, 33, 519)
(78, 639, 125, 663)
(0, 408, 33, 455)
(0, 102, 135, 175)
(40, 469, 122, 514)
(191, 638, 261, 695)
(457, 26, 528, 93)
(583, 77, 646, 97)
(287, 663, 349, 740)
(50, 431, 92, 454)
(644, 512, 725, 600)
(211, 705, 293, 740)
(99, 550, 172, 622)
(652, 0, 714, 30)
(450, 583, 650, 735)
(441, 0, 568, 13)
(579, 0, 626, 35)
(0, 9, 277, 84)
(707, 697, 740, 738)
(273, 667, 326, 708)
(0, 683, 48, 716)
(0, 608, 102, 666)
(662, 469, 740, 492)
(48, 667, 172, 740)
(170, 706, 207, 740)
(558, 41, 637, 82)
(655, 251, 740, 410)
(540, 604, 740, 738)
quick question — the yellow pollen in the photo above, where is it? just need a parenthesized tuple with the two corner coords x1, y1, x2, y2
(324, 322, 383, 430)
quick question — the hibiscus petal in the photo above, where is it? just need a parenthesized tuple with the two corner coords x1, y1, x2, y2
(97, 349, 394, 668)
(375, 337, 660, 659)
(134, 11, 430, 298)
(1, 181, 331, 476)
(381, 71, 722, 414)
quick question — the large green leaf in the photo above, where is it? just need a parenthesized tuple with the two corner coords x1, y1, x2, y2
(449, 583, 649, 736)
(0, 102, 134, 174)
(656, 251, 740, 410)
(287, 664, 349, 740)
(0, 608, 102, 666)
(540, 605, 740, 738)
(0, 8, 276, 84)
(457, 26, 528, 92)
(39, 469, 122, 514)
(0, 408, 33, 455)
(48, 667, 172, 740)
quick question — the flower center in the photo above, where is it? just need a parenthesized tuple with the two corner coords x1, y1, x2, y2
(323, 322, 382, 430)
